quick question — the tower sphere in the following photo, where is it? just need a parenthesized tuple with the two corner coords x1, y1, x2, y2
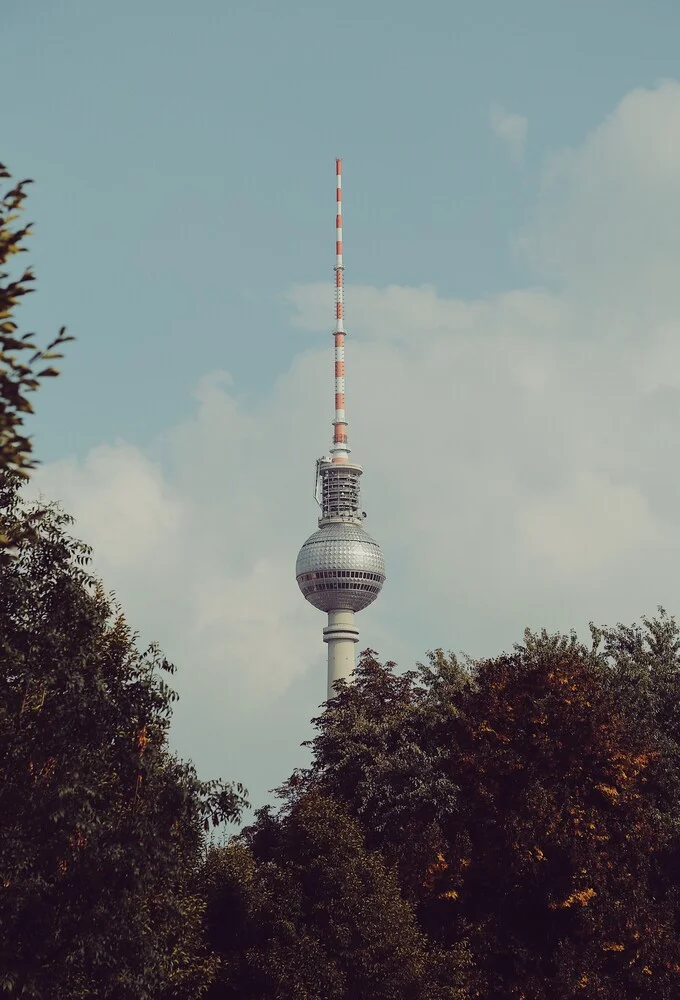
(296, 521, 385, 613)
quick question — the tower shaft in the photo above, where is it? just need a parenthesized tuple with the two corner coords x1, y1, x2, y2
(323, 610, 359, 700)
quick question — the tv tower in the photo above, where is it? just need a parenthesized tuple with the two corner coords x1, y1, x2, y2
(296, 159, 386, 700)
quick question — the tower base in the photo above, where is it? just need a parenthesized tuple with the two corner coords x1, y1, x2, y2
(323, 609, 359, 700)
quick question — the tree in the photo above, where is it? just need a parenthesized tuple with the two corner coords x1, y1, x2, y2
(194, 654, 473, 1000)
(0, 164, 70, 479)
(0, 162, 71, 557)
(440, 631, 677, 998)
(228, 633, 680, 999)
(199, 792, 470, 1000)
(594, 610, 680, 990)
(289, 650, 467, 904)
(0, 480, 247, 998)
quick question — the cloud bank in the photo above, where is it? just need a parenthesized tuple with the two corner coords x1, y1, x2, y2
(32, 81, 680, 807)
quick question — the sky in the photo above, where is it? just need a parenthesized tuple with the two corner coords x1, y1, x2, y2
(5, 0, 680, 814)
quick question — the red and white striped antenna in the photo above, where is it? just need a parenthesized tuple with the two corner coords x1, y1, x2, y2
(330, 157, 350, 464)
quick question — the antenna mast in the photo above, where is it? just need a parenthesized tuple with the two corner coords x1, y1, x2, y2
(331, 157, 349, 464)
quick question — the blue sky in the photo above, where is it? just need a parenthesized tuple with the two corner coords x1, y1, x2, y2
(9, 0, 679, 453)
(7, 0, 680, 812)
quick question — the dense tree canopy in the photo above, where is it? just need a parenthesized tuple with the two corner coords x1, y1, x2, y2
(198, 792, 470, 1000)
(200, 620, 680, 999)
(0, 481, 247, 998)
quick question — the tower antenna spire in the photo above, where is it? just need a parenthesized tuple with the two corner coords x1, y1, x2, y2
(331, 157, 349, 463)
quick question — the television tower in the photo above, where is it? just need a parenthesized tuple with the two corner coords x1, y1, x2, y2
(296, 159, 386, 700)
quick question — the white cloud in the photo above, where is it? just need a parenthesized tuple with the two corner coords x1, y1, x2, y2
(34, 443, 182, 570)
(521, 474, 659, 575)
(490, 102, 528, 159)
(519, 79, 680, 302)
(30, 80, 680, 806)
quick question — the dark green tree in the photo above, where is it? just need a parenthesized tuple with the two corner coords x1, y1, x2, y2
(0, 162, 71, 558)
(0, 164, 70, 480)
(219, 630, 680, 999)
(594, 611, 680, 989)
(199, 792, 469, 999)
(0, 481, 247, 998)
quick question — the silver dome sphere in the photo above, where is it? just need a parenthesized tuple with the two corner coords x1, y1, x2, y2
(296, 521, 386, 613)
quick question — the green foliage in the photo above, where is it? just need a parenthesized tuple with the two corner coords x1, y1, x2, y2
(443, 630, 677, 997)
(0, 481, 247, 998)
(199, 793, 469, 999)
(202, 620, 680, 999)
(0, 164, 71, 483)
